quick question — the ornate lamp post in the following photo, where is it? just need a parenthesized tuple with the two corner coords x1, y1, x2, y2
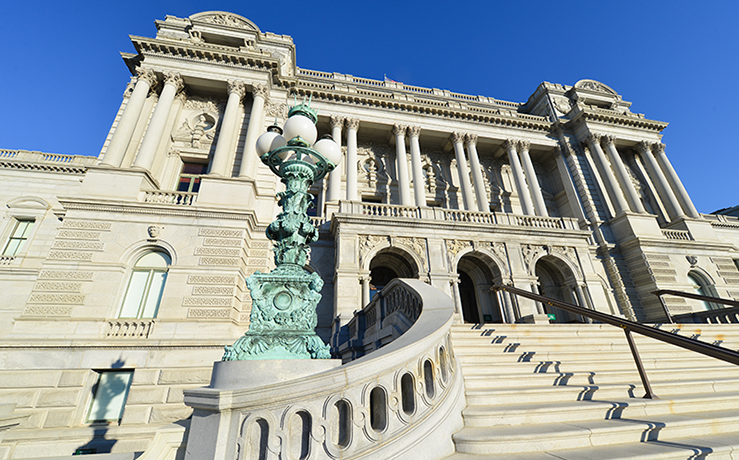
(223, 97, 341, 360)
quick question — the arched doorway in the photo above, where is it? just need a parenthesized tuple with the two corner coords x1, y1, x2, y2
(456, 253, 505, 323)
(368, 249, 418, 301)
(534, 256, 582, 323)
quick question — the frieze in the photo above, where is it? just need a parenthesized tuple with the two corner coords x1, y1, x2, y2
(52, 241, 104, 250)
(61, 221, 111, 230)
(247, 250, 269, 258)
(193, 286, 234, 296)
(23, 306, 73, 316)
(188, 275, 237, 285)
(183, 96, 225, 113)
(552, 246, 577, 264)
(521, 244, 547, 273)
(38, 271, 94, 281)
(247, 258, 267, 266)
(358, 235, 391, 266)
(199, 257, 240, 266)
(183, 297, 233, 307)
(187, 308, 231, 318)
(265, 100, 289, 119)
(57, 231, 101, 240)
(394, 236, 428, 272)
(195, 12, 257, 30)
(199, 228, 243, 238)
(249, 241, 270, 249)
(33, 282, 82, 292)
(28, 293, 85, 304)
(48, 251, 93, 261)
(446, 239, 473, 264)
(195, 247, 241, 256)
(203, 238, 243, 247)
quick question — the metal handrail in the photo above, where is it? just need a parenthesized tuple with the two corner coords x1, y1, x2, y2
(493, 284, 739, 399)
(653, 289, 739, 323)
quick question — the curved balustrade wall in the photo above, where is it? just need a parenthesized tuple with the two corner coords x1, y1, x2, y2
(183, 279, 464, 460)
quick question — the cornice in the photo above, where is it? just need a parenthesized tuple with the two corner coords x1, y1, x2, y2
(569, 106, 668, 132)
(0, 160, 87, 175)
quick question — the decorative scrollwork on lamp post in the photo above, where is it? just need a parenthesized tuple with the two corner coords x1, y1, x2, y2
(223, 97, 342, 360)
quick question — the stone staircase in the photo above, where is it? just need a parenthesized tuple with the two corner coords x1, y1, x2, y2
(446, 323, 739, 460)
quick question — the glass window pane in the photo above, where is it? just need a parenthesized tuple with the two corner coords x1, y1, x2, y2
(177, 177, 192, 192)
(18, 221, 34, 238)
(119, 271, 149, 318)
(87, 371, 133, 422)
(191, 178, 201, 193)
(135, 252, 171, 269)
(182, 163, 208, 174)
(3, 239, 21, 256)
(141, 272, 166, 318)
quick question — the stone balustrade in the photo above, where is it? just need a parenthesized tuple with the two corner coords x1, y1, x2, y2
(441, 209, 497, 224)
(143, 191, 198, 206)
(673, 307, 739, 324)
(106, 319, 154, 338)
(0, 256, 15, 265)
(359, 202, 421, 219)
(661, 229, 693, 241)
(0, 149, 97, 165)
(183, 279, 464, 460)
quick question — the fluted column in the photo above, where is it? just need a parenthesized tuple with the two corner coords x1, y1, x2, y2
(652, 143, 700, 218)
(504, 139, 535, 216)
(103, 68, 158, 167)
(133, 72, 184, 172)
(408, 126, 426, 208)
(586, 133, 628, 215)
(393, 124, 412, 206)
(518, 140, 548, 217)
(209, 80, 246, 177)
(465, 134, 490, 212)
(451, 132, 475, 210)
(345, 118, 359, 201)
(636, 141, 684, 220)
(601, 135, 646, 213)
(326, 115, 344, 202)
(238, 84, 269, 178)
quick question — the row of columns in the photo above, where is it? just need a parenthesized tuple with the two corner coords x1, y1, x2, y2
(586, 133, 699, 219)
(102, 67, 269, 180)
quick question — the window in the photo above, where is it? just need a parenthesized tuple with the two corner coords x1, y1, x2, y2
(688, 272, 716, 311)
(2, 219, 34, 256)
(177, 163, 208, 193)
(119, 252, 170, 318)
(87, 370, 133, 423)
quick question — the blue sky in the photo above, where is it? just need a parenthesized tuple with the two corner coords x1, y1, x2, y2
(2, 1, 736, 213)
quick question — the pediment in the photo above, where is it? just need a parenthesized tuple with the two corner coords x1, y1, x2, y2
(7, 196, 52, 210)
(574, 79, 617, 95)
(189, 11, 260, 32)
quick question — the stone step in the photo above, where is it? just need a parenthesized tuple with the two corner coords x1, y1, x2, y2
(455, 348, 734, 365)
(461, 391, 739, 426)
(444, 431, 739, 459)
(452, 409, 739, 454)
(450, 334, 739, 348)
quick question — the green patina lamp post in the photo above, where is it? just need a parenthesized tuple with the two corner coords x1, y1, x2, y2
(223, 97, 341, 360)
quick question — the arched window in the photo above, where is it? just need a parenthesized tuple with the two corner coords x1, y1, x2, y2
(118, 252, 171, 318)
(688, 272, 715, 311)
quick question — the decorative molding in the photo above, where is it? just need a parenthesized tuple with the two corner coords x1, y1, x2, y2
(22, 306, 73, 317)
(394, 236, 428, 273)
(147, 225, 163, 239)
(28, 293, 84, 304)
(358, 234, 390, 266)
(188, 275, 237, 285)
(195, 247, 241, 256)
(33, 282, 82, 292)
(193, 12, 259, 31)
(445, 239, 473, 266)
(56, 230, 101, 240)
(203, 238, 242, 247)
(193, 286, 234, 296)
(47, 251, 93, 261)
(188, 308, 231, 318)
(199, 228, 243, 238)
(51, 241, 104, 250)
(61, 221, 111, 230)
(183, 296, 233, 307)
(521, 244, 547, 273)
(199, 257, 240, 266)
(38, 271, 94, 281)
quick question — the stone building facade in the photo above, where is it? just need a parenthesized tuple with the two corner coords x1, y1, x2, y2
(1, 10, 738, 458)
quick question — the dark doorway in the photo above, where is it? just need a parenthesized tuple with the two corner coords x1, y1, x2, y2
(458, 270, 480, 323)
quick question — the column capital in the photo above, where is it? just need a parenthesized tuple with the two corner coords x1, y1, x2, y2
(227, 80, 247, 98)
(517, 139, 530, 152)
(636, 140, 652, 156)
(252, 83, 269, 100)
(163, 72, 184, 92)
(407, 125, 421, 138)
(652, 142, 666, 154)
(451, 132, 465, 144)
(330, 115, 345, 130)
(601, 134, 616, 147)
(392, 124, 407, 137)
(464, 133, 478, 147)
(503, 139, 517, 152)
(135, 67, 158, 87)
(586, 133, 602, 144)
(345, 118, 360, 131)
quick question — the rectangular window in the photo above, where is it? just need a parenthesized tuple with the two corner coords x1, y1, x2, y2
(2, 219, 35, 256)
(177, 163, 208, 193)
(87, 370, 133, 423)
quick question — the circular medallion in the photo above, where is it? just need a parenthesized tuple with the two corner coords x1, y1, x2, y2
(273, 291, 293, 311)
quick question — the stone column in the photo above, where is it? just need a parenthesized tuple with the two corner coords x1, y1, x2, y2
(361, 275, 371, 307)
(133, 72, 184, 172)
(326, 115, 344, 202)
(652, 143, 700, 218)
(393, 124, 412, 206)
(518, 140, 548, 217)
(103, 68, 158, 167)
(465, 134, 490, 212)
(408, 126, 426, 208)
(504, 139, 535, 216)
(451, 132, 475, 211)
(209, 80, 246, 177)
(636, 141, 684, 220)
(238, 84, 269, 178)
(601, 135, 646, 213)
(586, 133, 629, 215)
(345, 118, 359, 201)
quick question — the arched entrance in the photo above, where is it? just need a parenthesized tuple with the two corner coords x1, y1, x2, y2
(534, 256, 582, 323)
(457, 253, 505, 323)
(368, 249, 418, 301)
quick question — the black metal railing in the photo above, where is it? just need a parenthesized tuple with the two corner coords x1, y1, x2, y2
(493, 284, 739, 399)
(653, 289, 739, 324)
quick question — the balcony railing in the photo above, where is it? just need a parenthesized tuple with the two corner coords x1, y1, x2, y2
(143, 191, 198, 206)
(106, 319, 154, 338)
(662, 229, 693, 240)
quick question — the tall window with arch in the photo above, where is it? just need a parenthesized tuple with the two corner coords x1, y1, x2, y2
(687, 271, 716, 311)
(118, 251, 171, 319)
